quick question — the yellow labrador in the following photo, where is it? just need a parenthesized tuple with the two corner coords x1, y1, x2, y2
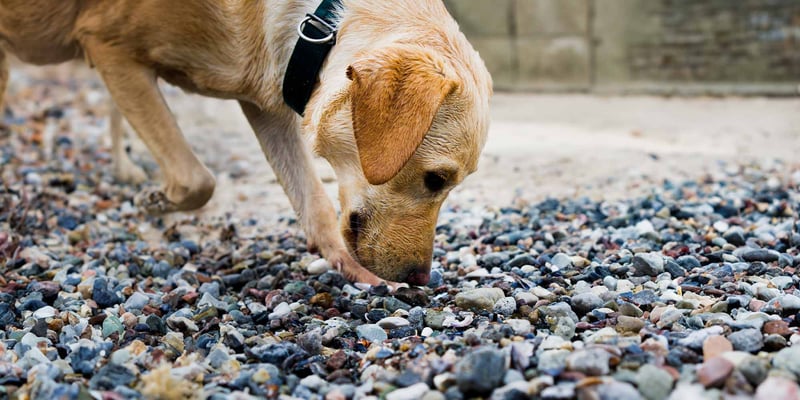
(0, 0, 492, 286)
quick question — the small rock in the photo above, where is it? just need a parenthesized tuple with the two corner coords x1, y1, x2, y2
(124, 292, 149, 311)
(754, 376, 800, 400)
(455, 348, 506, 395)
(386, 383, 429, 400)
(505, 319, 532, 336)
(702, 335, 732, 359)
(727, 329, 763, 353)
(616, 315, 645, 335)
(356, 324, 388, 343)
(493, 297, 516, 316)
(772, 346, 800, 378)
(550, 253, 572, 270)
(742, 249, 780, 263)
(307, 259, 332, 275)
(566, 348, 611, 376)
(571, 292, 603, 316)
(632, 253, 664, 277)
(636, 364, 674, 400)
(593, 381, 643, 400)
(377, 317, 410, 330)
(455, 288, 505, 311)
(697, 357, 734, 388)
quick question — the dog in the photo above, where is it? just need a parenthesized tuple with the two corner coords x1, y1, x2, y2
(0, 0, 492, 286)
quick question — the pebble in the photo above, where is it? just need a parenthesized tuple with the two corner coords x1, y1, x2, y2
(636, 364, 674, 400)
(307, 258, 332, 275)
(754, 376, 800, 400)
(697, 357, 734, 388)
(493, 297, 517, 316)
(728, 329, 763, 353)
(455, 288, 505, 310)
(702, 336, 732, 359)
(632, 253, 664, 277)
(566, 348, 611, 376)
(616, 315, 645, 335)
(357, 324, 388, 343)
(377, 317, 410, 329)
(386, 383, 430, 400)
(772, 346, 800, 378)
(571, 292, 603, 316)
(455, 348, 506, 395)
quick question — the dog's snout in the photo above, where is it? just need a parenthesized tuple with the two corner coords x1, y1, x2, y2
(405, 268, 430, 286)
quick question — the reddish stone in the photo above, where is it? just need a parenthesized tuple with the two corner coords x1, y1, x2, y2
(749, 299, 767, 312)
(181, 291, 198, 304)
(763, 320, 792, 337)
(326, 349, 348, 370)
(703, 335, 733, 360)
(698, 357, 734, 388)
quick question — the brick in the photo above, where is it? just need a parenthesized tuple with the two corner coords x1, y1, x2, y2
(444, 0, 513, 37)
(517, 37, 591, 86)
(515, 0, 590, 36)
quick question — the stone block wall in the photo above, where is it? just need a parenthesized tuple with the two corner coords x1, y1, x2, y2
(443, 0, 800, 95)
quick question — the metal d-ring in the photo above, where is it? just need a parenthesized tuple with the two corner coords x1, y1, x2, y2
(297, 14, 337, 44)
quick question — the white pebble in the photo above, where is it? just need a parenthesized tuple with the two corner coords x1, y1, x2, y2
(268, 302, 292, 320)
(32, 306, 57, 319)
(377, 317, 410, 329)
(307, 258, 331, 275)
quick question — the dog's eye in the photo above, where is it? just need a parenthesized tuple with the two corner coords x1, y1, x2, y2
(424, 172, 447, 192)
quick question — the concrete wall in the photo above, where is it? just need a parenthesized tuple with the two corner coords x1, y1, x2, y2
(444, 0, 800, 95)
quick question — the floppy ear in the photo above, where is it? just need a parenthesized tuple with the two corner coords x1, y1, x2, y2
(348, 47, 457, 185)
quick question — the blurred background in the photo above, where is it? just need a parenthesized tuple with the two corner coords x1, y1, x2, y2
(444, 0, 800, 95)
(3, 1, 799, 224)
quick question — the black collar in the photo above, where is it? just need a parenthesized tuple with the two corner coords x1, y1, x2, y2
(283, 0, 343, 115)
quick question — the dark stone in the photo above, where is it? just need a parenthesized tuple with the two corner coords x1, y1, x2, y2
(394, 370, 423, 387)
(455, 347, 507, 395)
(145, 315, 167, 335)
(508, 254, 537, 268)
(88, 364, 136, 390)
(92, 278, 122, 308)
(29, 281, 61, 303)
(676, 255, 701, 270)
(31, 318, 48, 337)
(742, 249, 780, 263)
(0, 303, 17, 328)
(248, 342, 306, 365)
(664, 260, 687, 278)
(394, 287, 429, 307)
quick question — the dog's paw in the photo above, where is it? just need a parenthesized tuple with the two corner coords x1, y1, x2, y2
(114, 162, 148, 184)
(327, 250, 386, 286)
(134, 188, 178, 215)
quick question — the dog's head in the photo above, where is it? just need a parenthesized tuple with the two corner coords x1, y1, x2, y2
(311, 43, 491, 285)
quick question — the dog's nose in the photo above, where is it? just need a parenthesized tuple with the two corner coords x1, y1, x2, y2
(405, 269, 430, 286)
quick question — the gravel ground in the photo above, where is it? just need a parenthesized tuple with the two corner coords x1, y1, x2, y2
(3, 70, 800, 400)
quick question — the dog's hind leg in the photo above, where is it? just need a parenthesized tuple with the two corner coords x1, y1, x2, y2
(89, 44, 215, 214)
(108, 102, 148, 184)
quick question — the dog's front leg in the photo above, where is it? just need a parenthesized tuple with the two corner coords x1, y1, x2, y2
(239, 101, 386, 286)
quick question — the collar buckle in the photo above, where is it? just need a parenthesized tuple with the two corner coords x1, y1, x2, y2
(297, 13, 337, 44)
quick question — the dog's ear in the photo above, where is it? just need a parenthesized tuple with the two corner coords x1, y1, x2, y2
(347, 47, 457, 185)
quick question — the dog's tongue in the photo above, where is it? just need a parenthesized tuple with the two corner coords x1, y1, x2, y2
(405, 271, 430, 286)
